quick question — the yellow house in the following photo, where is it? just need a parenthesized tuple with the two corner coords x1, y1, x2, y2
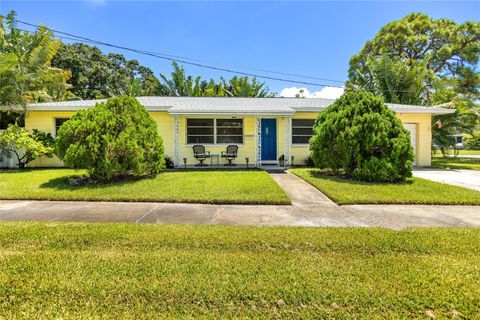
(23, 97, 454, 168)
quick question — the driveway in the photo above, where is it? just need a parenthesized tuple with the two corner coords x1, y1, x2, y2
(413, 168, 480, 191)
(1, 172, 479, 229)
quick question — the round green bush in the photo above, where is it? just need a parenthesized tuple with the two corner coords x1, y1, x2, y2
(310, 90, 414, 182)
(56, 96, 164, 181)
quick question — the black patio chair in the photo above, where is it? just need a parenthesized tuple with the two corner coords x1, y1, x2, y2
(221, 145, 238, 166)
(192, 145, 210, 166)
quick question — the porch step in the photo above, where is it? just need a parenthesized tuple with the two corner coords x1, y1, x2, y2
(260, 165, 286, 173)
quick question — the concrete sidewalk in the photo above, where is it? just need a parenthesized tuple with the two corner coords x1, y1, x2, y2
(1, 173, 479, 229)
(413, 168, 480, 191)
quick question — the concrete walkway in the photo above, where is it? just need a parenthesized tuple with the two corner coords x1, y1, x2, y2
(446, 155, 480, 159)
(1, 172, 479, 229)
(413, 168, 480, 191)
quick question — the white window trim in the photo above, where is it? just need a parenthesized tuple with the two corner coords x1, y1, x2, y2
(185, 118, 244, 146)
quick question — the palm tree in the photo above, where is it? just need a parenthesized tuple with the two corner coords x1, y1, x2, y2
(348, 54, 430, 105)
(222, 76, 274, 97)
(0, 11, 72, 114)
(159, 62, 224, 96)
(159, 62, 274, 97)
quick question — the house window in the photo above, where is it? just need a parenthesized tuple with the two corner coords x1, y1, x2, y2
(216, 119, 243, 144)
(187, 118, 214, 144)
(186, 118, 244, 144)
(55, 118, 70, 136)
(292, 119, 315, 144)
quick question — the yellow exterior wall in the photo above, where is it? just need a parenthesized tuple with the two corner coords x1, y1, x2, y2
(178, 116, 256, 166)
(25, 111, 75, 167)
(23, 110, 432, 168)
(396, 113, 432, 167)
(149, 112, 174, 160)
(289, 112, 432, 167)
(290, 112, 318, 166)
(24, 111, 174, 167)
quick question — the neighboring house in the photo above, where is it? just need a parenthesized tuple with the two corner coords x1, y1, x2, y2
(22, 97, 454, 168)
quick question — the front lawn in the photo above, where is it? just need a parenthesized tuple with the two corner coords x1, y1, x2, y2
(431, 157, 480, 171)
(290, 168, 480, 205)
(0, 169, 290, 205)
(1, 223, 479, 319)
(433, 149, 480, 156)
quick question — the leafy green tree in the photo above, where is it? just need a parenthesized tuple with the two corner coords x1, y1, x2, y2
(430, 76, 479, 152)
(0, 11, 72, 127)
(347, 13, 480, 151)
(0, 124, 54, 168)
(310, 91, 414, 182)
(348, 13, 480, 96)
(56, 96, 164, 181)
(52, 43, 162, 99)
(464, 131, 480, 150)
(32, 129, 56, 149)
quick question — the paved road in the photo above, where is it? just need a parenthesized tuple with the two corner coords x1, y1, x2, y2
(413, 168, 480, 191)
(1, 173, 479, 229)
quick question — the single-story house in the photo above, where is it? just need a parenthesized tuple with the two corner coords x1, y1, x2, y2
(21, 96, 454, 168)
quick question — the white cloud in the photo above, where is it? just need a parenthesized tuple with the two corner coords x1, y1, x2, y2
(279, 86, 344, 99)
(279, 87, 310, 98)
(312, 86, 345, 99)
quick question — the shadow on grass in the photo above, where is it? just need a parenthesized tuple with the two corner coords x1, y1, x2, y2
(38, 168, 263, 191)
(0, 168, 41, 174)
(170, 168, 263, 172)
(39, 173, 158, 190)
(306, 169, 415, 186)
(431, 158, 480, 170)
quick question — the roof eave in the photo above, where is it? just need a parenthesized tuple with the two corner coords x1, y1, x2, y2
(168, 111, 296, 116)
(393, 109, 456, 115)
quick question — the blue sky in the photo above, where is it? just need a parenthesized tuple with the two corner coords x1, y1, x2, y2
(1, 0, 478, 97)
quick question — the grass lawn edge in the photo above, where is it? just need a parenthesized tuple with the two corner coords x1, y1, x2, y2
(289, 168, 480, 206)
(0, 196, 291, 206)
(0, 169, 291, 206)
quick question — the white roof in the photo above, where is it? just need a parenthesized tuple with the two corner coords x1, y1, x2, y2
(23, 96, 455, 115)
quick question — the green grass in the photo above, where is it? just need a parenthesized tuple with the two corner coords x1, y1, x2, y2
(0, 169, 290, 205)
(431, 157, 480, 171)
(1, 223, 479, 319)
(433, 149, 480, 156)
(290, 168, 480, 205)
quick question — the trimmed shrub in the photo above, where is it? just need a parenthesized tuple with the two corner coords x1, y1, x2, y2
(56, 96, 164, 181)
(310, 90, 414, 182)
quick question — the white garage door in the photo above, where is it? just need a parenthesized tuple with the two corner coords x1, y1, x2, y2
(403, 123, 417, 166)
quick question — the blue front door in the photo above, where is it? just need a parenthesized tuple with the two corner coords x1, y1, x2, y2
(261, 119, 277, 161)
